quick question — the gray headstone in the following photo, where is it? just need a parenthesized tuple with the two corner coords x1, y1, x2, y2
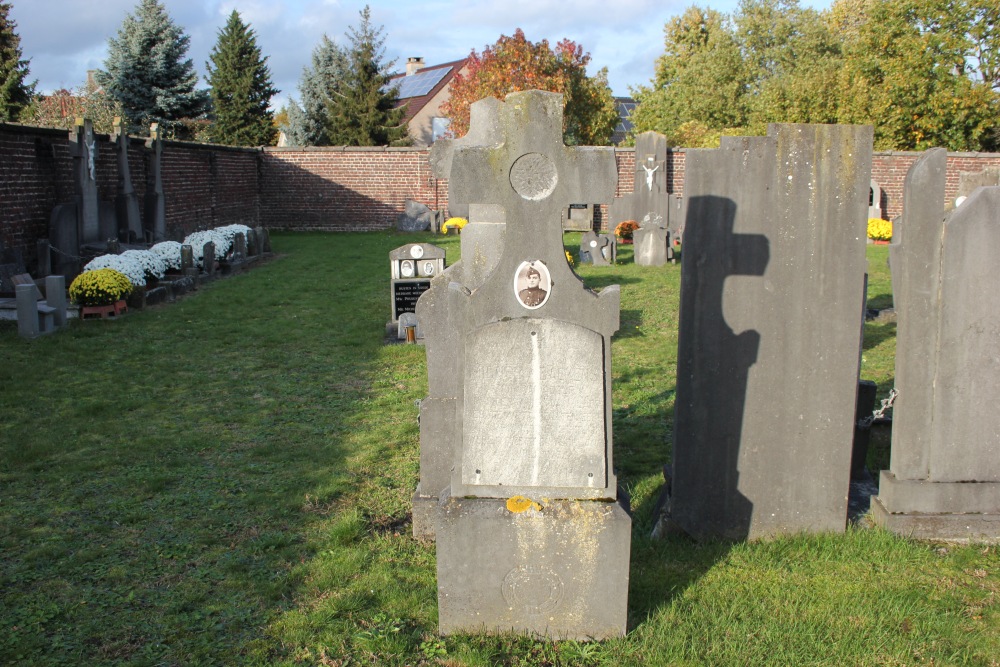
(632, 213, 672, 266)
(16, 283, 40, 338)
(869, 179, 884, 220)
(144, 125, 166, 243)
(956, 166, 1000, 201)
(49, 203, 80, 278)
(563, 203, 594, 232)
(203, 242, 216, 276)
(580, 230, 616, 266)
(233, 233, 247, 261)
(180, 244, 194, 271)
(389, 243, 445, 322)
(69, 119, 100, 244)
(431, 90, 629, 639)
(256, 226, 271, 253)
(871, 150, 1000, 540)
(397, 311, 421, 340)
(668, 123, 873, 541)
(112, 118, 143, 242)
(44, 275, 67, 328)
(609, 131, 671, 235)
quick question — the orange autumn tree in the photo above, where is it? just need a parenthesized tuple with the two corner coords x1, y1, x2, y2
(441, 29, 618, 146)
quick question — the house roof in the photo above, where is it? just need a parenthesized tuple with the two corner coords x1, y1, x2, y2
(612, 97, 637, 145)
(388, 58, 468, 124)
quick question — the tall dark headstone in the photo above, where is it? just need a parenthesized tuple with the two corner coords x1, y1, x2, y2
(69, 119, 100, 244)
(610, 131, 681, 242)
(666, 124, 873, 541)
(871, 150, 1000, 540)
(432, 90, 629, 639)
(144, 124, 167, 243)
(112, 117, 143, 242)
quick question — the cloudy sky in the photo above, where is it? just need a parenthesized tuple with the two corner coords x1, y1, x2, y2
(10, 0, 829, 110)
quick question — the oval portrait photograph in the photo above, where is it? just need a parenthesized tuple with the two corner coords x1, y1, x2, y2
(514, 260, 551, 309)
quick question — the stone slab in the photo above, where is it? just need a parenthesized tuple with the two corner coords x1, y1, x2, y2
(436, 496, 630, 639)
(877, 471, 1000, 514)
(869, 496, 1000, 543)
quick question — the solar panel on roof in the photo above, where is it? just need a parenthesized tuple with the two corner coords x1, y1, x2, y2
(387, 66, 453, 99)
(616, 101, 637, 133)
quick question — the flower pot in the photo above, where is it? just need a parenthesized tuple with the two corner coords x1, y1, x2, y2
(872, 240, 890, 245)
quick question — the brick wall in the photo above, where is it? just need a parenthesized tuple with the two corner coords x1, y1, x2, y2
(0, 122, 260, 269)
(261, 147, 446, 231)
(4, 119, 1000, 271)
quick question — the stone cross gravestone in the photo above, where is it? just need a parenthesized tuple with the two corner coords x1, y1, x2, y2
(112, 117, 143, 242)
(632, 212, 673, 266)
(610, 131, 685, 248)
(579, 230, 616, 266)
(69, 119, 101, 244)
(432, 90, 629, 640)
(388, 243, 445, 338)
(869, 179, 884, 220)
(870, 149, 1000, 540)
(664, 123, 873, 541)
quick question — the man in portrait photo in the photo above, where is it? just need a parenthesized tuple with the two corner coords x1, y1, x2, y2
(518, 264, 548, 307)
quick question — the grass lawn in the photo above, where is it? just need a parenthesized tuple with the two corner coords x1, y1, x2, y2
(1, 233, 997, 666)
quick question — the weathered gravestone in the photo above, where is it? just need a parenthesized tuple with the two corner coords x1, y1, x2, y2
(112, 117, 143, 242)
(632, 213, 673, 266)
(610, 131, 685, 249)
(144, 124, 167, 243)
(870, 149, 1000, 541)
(431, 90, 629, 639)
(579, 230, 616, 266)
(869, 179, 884, 220)
(662, 123, 873, 541)
(69, 118, 102, 245)
(388, 243, 445, 339)
(397, 199, 440, 232)
(413, 98, 507, 540)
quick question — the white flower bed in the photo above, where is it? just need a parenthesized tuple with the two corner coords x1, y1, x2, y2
(150, 241, 183, 271)
(120, 249, 168, 280)
(182, 229, 228, 268)
(214, 224, 254, 254)
(83, 253, 147, 288)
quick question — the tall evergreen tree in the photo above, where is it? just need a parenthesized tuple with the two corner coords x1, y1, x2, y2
(205, 10, 278, 146)
(283, 35, 350, 146)
(0, 2, 34, 121)
(325, 6, 408, 146)
(97, 0, 210, 134)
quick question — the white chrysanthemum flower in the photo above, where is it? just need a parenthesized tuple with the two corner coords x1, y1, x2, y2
(150, 241, 183, 271)
(120, 249, 168, 280)
(83, 253, 147, 287)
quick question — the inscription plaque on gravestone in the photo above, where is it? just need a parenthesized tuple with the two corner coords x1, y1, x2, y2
(388, 243, 446, 336)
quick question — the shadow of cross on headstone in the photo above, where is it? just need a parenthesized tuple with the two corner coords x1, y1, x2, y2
(447, 89, 620, 501)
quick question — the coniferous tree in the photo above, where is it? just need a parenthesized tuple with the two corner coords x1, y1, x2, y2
(283, 35, 350, 146)
(97, 0, 210, 134)
(325, 6, 408, 146)
(205, 10, 278, 146)
(0, 2, 35, 121)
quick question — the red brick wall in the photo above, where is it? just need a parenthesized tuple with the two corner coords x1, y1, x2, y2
(0, 122, 260, 269)
(261, 147, 446, 231)
(5, 119, 1000, 270)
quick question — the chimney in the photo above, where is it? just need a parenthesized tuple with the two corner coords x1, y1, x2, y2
(406, 57, 425, 76)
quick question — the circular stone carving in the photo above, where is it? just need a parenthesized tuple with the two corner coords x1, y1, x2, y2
(510, 153, 557, 201)
(501, 564, 564, 614)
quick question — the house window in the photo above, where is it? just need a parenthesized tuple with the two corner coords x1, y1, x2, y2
(432, 117, 451, 143)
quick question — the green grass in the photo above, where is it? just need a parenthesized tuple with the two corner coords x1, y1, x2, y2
(1, 233, 997, 666)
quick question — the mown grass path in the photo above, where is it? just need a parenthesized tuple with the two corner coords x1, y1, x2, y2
(1, 233, 996, 666)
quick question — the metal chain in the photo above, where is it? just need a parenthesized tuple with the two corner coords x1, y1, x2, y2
(47, 245, 84, 261)
(858, 387, 898, 429)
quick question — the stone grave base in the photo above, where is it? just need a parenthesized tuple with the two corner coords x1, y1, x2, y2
(870, 471, 1000, 542)
(436, 496, 630, 640)
(411, 487, 438, 542)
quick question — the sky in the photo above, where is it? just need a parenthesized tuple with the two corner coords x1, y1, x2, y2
(10, 0, 829, 111)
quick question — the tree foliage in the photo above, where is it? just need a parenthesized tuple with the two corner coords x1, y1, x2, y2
(0, 1, 34, 121)
(283, 35, 350, 146)
(205, 10, 278, 146)
(97, 0, 210, 135)
(23, 78, 123, 133)
(441, 29, 618, 146)
(324, 6, 408, 146)
(633, 0, 1000, 151)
